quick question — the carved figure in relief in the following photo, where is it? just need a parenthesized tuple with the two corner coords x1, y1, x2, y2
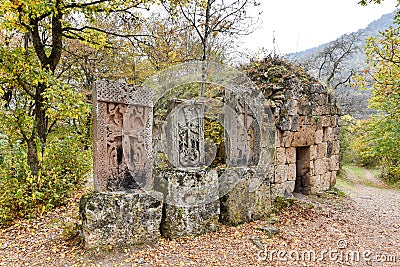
(123, 105, 151, 171)
(107, 103, 125, 127)
(178, 105, 202, 167)
(122, 105, 152, 186)
(93, 81, 153, 192)
(104, 103, 126, 185)
(225, 92, 261, 167)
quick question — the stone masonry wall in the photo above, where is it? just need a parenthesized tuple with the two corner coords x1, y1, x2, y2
(83, 58, 341, 248)
(272, 82, 340, 196)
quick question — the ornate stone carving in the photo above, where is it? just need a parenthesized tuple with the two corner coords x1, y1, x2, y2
(123, 105, 153, 189)
(166, 99, 205, 169)
(93, 80, 153, 191)
(224, 90, 261, 167)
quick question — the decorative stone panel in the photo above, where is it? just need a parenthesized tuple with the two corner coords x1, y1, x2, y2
(93, 80, 154, 191)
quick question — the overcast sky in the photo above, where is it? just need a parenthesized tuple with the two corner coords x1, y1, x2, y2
(239, 0, 398, 55)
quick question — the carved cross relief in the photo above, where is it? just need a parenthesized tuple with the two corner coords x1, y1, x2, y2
(93, 80, 263, 190)
(93, 81, 153, 192)
(166, 100, 205, 169)
(225, 90, 261, 167)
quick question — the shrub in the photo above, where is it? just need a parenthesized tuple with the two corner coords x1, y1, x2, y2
(0, 135, 92, 226)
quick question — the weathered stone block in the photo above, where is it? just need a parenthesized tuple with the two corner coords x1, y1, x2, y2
(156, 169, 219, 205)
(327, 141, 333, 158)
(275, 147, 286, 165)
(161, 201, 219, 239)
(315, 129, 323, 144)
(292, 126, 315, 147)
(310, 145, 318, 161)
(314, 159, 326, 175)
(299, 115, 314, 126)
(298, 99, 312, 115)
(331, 115, 339, 127)
(333, 127, 341, 140)
(323, 127, 333, 142)
(275, 164, 288, 183)
(321, 172, 331, 189)
(277, 115, 291, 131)
(275, 130, 281, 148)
(155, 169, 220, 238)
(270, 183, 285, 199)
(310, 160, 315, 176)
(332, 140, 340, 155)
(290, 115, 299, 131)
(220, 168, 272, 226)
(298, 115, 305, 125)
(309, 175, 317, 187)
(321, 104, 330, 116)
(317, 142, 327, 159)
(321, 116, 331, 127)
(311, 105, 324, 116)
(286, 99, 298, 115)
(285, 147, 296, 164)
(328, 155, 340, 171)
(330, 171, 337, 187)
(281, 131, 293, 148)
(287, 164, 296, 181)
(310, 174, 322, 191)
(80, 191, 163, 249)
(282, 180, 296, 194)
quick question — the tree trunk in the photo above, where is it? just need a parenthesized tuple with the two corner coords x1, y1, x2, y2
(35, 83, 48, 156)
(27, 8, 64, 173)
(27, 137, 39, 176)
(201, 0, 212, 97)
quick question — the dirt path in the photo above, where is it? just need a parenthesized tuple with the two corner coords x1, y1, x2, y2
(0, 167, 399, 267)
(332, 167, 400, 267)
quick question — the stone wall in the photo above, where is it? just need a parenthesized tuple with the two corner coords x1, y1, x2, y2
(271, 81, 340, 196)
(82, 58, 341, 247)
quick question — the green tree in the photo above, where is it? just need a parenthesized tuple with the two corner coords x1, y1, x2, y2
(357, 24, 400, 183)
(358, 0, 400, 6)
(0, 0, 186, 223)
(0, 0, 165, 175)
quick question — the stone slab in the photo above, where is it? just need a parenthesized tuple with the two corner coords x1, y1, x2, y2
(220, 167, 272, 226)
(80, 191, 163, 249)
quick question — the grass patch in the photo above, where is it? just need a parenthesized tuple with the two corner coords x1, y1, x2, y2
(325, 187, 347, 197)
(369, 168, 381, 178)
(272, 196, 294, 213)
(342, 165, 365, 180)
(341, 165, 388, 189)
(336, 170, 355, 189)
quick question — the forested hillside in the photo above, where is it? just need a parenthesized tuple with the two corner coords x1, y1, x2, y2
(288, 11, 396, 119)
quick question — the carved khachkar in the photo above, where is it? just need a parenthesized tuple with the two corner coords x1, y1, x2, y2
(93, 80, 153, 191)
(224, 89, 261, 167)
(166, 99, 205, 169)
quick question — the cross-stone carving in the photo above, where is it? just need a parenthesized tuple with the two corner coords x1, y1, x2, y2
(166, 99, 205, 169)
(93, 80, 153, 191)
(224, 89, 261, 167)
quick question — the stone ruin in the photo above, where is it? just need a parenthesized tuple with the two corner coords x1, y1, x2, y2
(80, 62, 340, 248)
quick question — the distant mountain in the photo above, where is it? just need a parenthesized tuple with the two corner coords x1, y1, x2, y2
(288, 11, 396, 62)
(287, 11, 397, 119)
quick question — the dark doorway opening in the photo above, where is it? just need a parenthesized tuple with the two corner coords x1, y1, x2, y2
(294, 146, 311, 194)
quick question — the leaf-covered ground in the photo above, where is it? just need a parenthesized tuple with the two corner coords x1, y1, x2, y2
(1, 166, 399, 267)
